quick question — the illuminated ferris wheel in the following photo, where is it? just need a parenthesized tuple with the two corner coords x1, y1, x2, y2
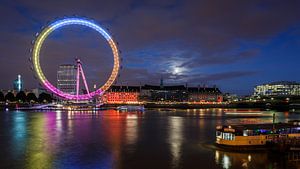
(30, 17, 120, 101)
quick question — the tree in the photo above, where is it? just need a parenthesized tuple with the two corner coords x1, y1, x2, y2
(0, 91, 4, 102)
(38, 92, 53, 103)
(26, 92, 38, 103)
(16, 91, 27, 103)
(5, 92, 15, 102)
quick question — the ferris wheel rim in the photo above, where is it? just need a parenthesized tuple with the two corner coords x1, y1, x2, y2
(31, 17, 120, 100)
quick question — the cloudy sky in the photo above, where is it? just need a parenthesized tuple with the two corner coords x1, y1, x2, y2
(1, 0, 300, 95)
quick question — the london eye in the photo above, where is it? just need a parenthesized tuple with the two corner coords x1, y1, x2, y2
(31, 17, 120, 101)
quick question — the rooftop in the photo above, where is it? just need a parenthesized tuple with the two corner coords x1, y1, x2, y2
(218, 122, 300, 133)
(261, 81, 300, 86)
(108, 86, 140, 92)
(107, 85, 222, 93)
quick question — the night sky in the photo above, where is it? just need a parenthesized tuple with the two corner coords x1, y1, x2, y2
(1, 0, 300, 95)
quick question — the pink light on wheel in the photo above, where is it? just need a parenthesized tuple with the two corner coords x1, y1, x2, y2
(31, 17, 120, 100)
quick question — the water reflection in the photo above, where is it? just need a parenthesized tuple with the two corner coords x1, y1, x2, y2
(11, 111, 27, 159)
(215, 150, 264, 169)
(214, 149, 300, 169)
(26, 112, 53, 169)
(168, 117, 183, 168)
(1, 109, 299, 169)
(125, 114, 138, 145)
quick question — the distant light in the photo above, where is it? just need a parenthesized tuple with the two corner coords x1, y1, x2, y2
(174, 67, 180, 74)
(172, 66, 185, 75)
(248, 155, 251, 162)
(17, 75, 21, 91)
(56, 104, 63, 107)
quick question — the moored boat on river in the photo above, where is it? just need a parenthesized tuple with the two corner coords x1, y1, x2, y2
(215, 121, 300, 151)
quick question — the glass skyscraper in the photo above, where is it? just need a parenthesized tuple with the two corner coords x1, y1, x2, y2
(57, 64, 77, 95)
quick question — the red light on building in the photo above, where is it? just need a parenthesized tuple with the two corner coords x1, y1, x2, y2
(103, 92, 139, 104)
(217, 96, 223, 102)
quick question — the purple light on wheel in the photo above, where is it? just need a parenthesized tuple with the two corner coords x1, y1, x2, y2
(31, 17, 120, 100)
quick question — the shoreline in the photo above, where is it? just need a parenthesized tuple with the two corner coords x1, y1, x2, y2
(0, 101, 299, 111)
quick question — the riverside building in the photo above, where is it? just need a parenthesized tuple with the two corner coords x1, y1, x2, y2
(102, 84, 223, 104)
(254, 81, 300, 97)
(102, 86, 140, 104)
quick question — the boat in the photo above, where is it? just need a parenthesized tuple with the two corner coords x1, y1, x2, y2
(215, 121, 300, 150)
(116, 105, 145, 111)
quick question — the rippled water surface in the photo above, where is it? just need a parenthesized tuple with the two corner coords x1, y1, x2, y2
(0, 109, 299, 169)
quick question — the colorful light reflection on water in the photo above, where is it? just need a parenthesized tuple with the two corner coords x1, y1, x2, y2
(0, 109, 299, 169)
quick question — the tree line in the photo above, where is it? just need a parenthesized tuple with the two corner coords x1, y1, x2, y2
(0, 91, 53, 103)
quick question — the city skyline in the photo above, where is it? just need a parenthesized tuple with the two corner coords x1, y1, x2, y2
(0, 1, 300, 168)
(1, 0, 300, 95)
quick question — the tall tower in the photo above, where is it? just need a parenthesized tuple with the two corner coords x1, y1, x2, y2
(13, 75, 23, 92)
(160, 76, 164, 89)
(57, 64, 77, 94)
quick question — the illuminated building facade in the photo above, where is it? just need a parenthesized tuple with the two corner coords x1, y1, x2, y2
(254, 81, 300, 97)
(102, 86, 140, 104)
(223, 93, 239, 102)
(13, 75, 23, 92)
(102, 84, 223, 103)
(57, 64, 77, 95)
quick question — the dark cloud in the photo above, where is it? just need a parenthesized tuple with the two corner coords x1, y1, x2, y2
(190, 71, 258, 83)
(118, 67, 257, 86)
(0, 0, 299, 94)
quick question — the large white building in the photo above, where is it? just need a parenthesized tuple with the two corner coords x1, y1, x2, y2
(57, 64, 77, 95)
(254, 81, 300, 97)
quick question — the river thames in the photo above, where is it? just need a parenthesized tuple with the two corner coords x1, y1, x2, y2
(0, 109, 299, 169)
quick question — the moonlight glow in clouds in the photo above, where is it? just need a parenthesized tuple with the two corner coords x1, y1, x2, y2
(32, 17, 120, 100)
